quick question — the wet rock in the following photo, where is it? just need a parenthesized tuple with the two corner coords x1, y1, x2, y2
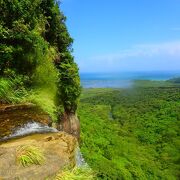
(0, 103, 52, 139)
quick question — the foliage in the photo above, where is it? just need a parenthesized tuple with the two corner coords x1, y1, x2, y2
(0, 0, 81, 119)
(55, 166, 95, 180)
(0, 0, 48, 75)
(32, 47, 58, 89)
(57, 52, 81, 113)
(79, 86, 180, 179)
(16, 145, 45, 167)
(0, 75, 29, 103)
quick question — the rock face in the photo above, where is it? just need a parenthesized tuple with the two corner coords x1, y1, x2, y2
(0, 103, 51, 138)
(60, 112, 80, 141)
(0, 132, 77, 179)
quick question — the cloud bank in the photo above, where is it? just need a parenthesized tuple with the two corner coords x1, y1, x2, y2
(77, 41, 180, 72)
(92, 41, 180, 61)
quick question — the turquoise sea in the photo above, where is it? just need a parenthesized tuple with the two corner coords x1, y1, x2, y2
(80, 71, 180, 88)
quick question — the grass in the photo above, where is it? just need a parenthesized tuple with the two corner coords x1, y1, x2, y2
(55, 166, 95, 180)
(0, 77, 28, 103)
(0, 77, 58, 122)
(16, 145, 45, 167)
(26, 88, 58, 122)
(0, 54, 59, 122)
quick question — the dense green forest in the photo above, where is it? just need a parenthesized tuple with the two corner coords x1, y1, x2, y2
(79, 84, 180, 179)
(0, 0, 81, 121)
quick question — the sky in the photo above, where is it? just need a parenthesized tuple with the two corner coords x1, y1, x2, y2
(60, 0, 180, 73)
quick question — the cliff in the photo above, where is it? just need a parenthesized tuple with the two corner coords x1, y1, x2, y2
(0, 103, 79, 179)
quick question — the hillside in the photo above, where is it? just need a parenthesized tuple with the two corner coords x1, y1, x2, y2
(79, 86, 180, 179)
(0, 0, 81, 136)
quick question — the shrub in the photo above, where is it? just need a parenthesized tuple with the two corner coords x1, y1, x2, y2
(57, 53, 81, 113)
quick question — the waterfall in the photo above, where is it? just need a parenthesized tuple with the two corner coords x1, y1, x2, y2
(75, 147, 88, 167)
(2, 121, 88, 167)
(2, 121, 58, 140)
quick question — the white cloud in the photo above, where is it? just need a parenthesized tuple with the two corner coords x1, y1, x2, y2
(91, 41, 180, 62)
(77, 41, 180, 72)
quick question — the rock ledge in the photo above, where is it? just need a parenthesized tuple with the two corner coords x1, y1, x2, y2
(0, 132, 77, 179)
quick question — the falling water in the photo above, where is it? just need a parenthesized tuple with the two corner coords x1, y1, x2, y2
(75, 147, 88, 167)
(2, 121, 58, 140)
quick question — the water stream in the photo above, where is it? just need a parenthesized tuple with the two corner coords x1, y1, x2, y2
(2, 121, 58, 141)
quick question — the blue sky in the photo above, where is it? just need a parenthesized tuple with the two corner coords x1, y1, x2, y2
(61, 0, 180, 72)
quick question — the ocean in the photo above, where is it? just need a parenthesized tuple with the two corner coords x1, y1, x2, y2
(80, 71, 180, 88)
